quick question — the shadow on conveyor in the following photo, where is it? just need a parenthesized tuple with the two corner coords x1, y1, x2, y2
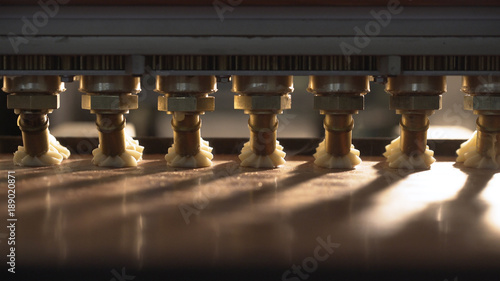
(9, 158, 167, 198)
(177, 161, 338, 215)
(191, 162, 323, 212)
(388, 162, 497, 226)
(387, 163, 497, 237)
(374, 163, 498, 272)
(123, 160, 243, 200)
(0, 158, 95, 182)
(453, 163, 497, 200)
(18, 160, 246, 224)
(196, 160, 422, 222)
(286, 161, 420, 221)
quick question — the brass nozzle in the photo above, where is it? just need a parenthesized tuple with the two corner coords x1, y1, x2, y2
(386, 76, 445, 157)
(232, 75, 293, 158)
(172, 114, 202, 156)
(248, 113, 278, 156)
(3, 76, 64, 158)
(476, 114, 500, 157)
(307, 76, 369, 159)
(462, 76, 500, 159)
(400, 113, 430, 156)
(96, 113, 126, 157)
(155, 75, 217, 158)
(80, 75, 140, 158)
(324, 114, 353, 157)
(18, 112, 50, 157)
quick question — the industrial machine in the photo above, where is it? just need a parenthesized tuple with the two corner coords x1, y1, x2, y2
(0, 1, 499, 280)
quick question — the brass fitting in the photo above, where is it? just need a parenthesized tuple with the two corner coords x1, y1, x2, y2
(323, 114, 354, 157)
(476, 114, 500, 157)
(386, 76, 446, 156)
(462, 76, 500, 158)
(399, 112, 430, 155)
(248, 113, 278, 156)
(171, 114, 202, 157)
(2, 76, 64, 157)
(95, 113, 126, 156)
(155, 76, 216, 157)
(308, 76, 369, 157)
(80, 75, 140, 157)
(232, 76, 293, 156)
(80, 75, 139, 113)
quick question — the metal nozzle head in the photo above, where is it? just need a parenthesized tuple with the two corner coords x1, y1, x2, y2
(307, 76, 370, 96)
(79, 75, 140, 95)
(155, 76, 217, 96)
(462, 76, 500, 95)
(248, 114, 278, 156)
(232, 76, 293, 96)
(476, 114, 500, 157)
(3, 75, 65, 94)
(4, 76, 65, 157)
(18, 113, 50, 157)
(399, 113, 429, 156)
(171, 113, 202, 157)
(96, 113, 126, 157)
(324, 114, 353, 157)
(386, 76, 446, 96)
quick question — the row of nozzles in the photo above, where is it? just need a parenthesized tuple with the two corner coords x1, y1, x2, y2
(2, 75, 500, 169)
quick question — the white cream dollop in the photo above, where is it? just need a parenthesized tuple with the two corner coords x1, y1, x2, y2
(238, 140, 286, 168)
(164, 138, 213, 168)
(92, 134, 144, 167)
(456, 131, 499, 169)
(13, 133, 70, 167)
(383, 137, 435, 169)
(313, 140, 361, 169)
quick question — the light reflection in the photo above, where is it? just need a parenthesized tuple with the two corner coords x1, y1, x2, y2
(55, 209, 67, 262)
(355, 165, 466, 236)
(436, 205, 442, 222)
(427, 125, 474, 139)
(480, 175, 500, 233)
(122, 184, 128, 216)
(136, 215, 144, 266)
(45, 188, 51, 212)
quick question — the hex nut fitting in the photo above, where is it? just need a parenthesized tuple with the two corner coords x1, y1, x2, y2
(158, 95, 215, 112)
(314, 95, 364, 111)
(7, 94, 60, 110)
(462, 76, 500, 95)
(386, 76, 446, 96)
(234, 94, 291, 111)
(390, 95, 442, 111)
(82, 94, 138, 111)
(464, 95, 500, 111)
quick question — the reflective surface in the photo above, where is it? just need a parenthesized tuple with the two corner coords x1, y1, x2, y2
(0, 154, 499, 279)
